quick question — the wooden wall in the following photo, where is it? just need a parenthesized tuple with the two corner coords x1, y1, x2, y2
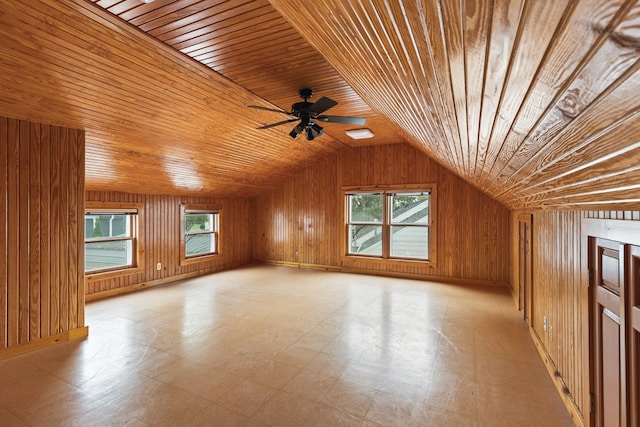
(84, 192, 252, 298)
(0, 116, 86, 356)
(512, 211, 585, 421)
(509, 210, 640, 425)
(254, 143, 510, 285)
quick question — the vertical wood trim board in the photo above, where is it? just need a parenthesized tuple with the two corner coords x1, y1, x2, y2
(254, 143, 510, 284)
(0, 116, 85, 352)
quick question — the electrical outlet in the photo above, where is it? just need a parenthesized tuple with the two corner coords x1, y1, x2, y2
(543, 315, 547, 332)
(156, 262, 162, 271)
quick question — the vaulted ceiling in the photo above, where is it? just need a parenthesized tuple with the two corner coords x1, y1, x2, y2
(1, 0, 640, 209)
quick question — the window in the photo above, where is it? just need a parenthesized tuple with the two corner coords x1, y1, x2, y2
(181, 205, 219, 260)
(85, 210, 138, 273)
(346, 188, 431, 261)
(347, 193, 384, 256)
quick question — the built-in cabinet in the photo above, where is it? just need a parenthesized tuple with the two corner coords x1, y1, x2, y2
(589, 237, 640, 427)
(628, 247, 640, 427)
(515, 213, 640, 427)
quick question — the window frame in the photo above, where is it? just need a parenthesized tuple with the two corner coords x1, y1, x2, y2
(84, 202, 144, 279)
(180, 204, 221, 266)
(342, 184, 436, 265)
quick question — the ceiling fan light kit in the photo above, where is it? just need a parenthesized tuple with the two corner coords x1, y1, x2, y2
(249, 88, 366, 141)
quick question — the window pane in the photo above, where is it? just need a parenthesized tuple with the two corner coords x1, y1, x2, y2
(85, 240, 133, 272)
(391, 193, 429, 224)
(186, 233, 216, 257)
(348, 194, 383, 223)
(390, 225, 428, 259)
(348, 225, 382, 256)
(86, 214, 131, 240)
(185, 213, 214, 233)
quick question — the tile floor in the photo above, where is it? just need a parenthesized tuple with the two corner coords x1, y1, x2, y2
(0, 265, 574, 426)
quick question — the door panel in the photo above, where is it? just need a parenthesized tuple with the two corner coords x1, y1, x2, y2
(601, 248, 620, 294)
(591, 237, 624, 427)
(601, 308, 621, 427)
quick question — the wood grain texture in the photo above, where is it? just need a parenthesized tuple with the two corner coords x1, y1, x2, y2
(509, 211, 640, 425)
(510, 210, 585, 422)
(267, 0, 640, 210)
(0, 116, 84, 352)
(3, 0, 640, 209)
(0, 117, 7, 348)
(84, 192, 252, 296)
(0, 0, 401, 200)
(254, 143, 509, 284)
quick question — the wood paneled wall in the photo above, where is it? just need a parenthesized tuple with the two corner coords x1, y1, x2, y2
(254, 143, 510, 285)
(526, 211, 584, 421)
(85, 192, 252, 298)
(508, 210, 640, 425)
(0, 116, 86, 355)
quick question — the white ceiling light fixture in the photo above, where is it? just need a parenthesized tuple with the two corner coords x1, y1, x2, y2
(345, 128, 374, 139)
(141, 0, 155, 3)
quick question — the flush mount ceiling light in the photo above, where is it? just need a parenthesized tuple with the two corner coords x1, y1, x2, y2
(140, 0, 155, 3)
(345, 128, 374, 139)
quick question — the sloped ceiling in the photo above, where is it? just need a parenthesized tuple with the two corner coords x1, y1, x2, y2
(2, 0, 640, 210)
(268, 0, 640, 209)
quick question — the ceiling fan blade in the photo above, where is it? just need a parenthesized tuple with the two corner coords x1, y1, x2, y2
(257, 118, 299, 129)
(308, 96, 338, 115)
(317, 115, 366, 125)
(248, 105, 291, 115)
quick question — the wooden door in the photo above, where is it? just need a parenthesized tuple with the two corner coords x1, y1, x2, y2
(627, 245, 640, 427)
(590, 237, 625, 427)
(518, 215, 532, 324)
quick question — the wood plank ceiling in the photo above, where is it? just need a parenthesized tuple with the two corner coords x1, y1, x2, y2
(2, 0, 640, 209)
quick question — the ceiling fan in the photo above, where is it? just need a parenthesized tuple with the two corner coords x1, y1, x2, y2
(248, 88, 366, 141)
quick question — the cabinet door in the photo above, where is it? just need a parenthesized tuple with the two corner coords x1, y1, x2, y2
(627, 246, 640, 427)
(591, 238, 623, 427)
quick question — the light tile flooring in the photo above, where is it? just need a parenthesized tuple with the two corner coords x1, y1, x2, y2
(0, 265, 574, 426)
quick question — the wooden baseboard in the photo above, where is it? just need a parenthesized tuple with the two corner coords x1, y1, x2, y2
(85, 261, 251, 301)
(256, 259, 508, 287)
(530, 327, 584, 427)
(86, 271, 209, 301)
(0, 326, 89, 361)
(257, 259, 342, 271)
